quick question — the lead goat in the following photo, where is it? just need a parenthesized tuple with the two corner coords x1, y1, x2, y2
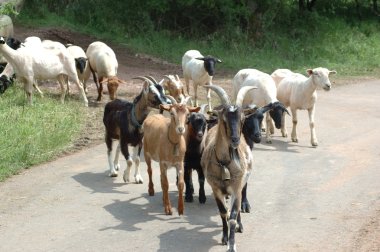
(201, 85, 257, 252)
(103, 76, 168, 181)
(143, 96, 200, 215)
(276, 67, 336, 146)
(182, 49, 222, 110)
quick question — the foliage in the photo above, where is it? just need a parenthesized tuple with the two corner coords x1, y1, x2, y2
(0, 84, 86, 181)
(0, 1, 19, 16)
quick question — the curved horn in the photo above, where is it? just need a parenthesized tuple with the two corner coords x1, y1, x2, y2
(146, 76, 158, 84)
(204, 84, 230, 106)
(182, 96, 191, 105)
(163, 75, 174, 81)
(235, 86, 258, 107)
(165, 95, 177, 105)
(175, 74, 180, 81)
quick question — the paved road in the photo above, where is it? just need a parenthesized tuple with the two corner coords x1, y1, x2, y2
(0, 80, 379, 252)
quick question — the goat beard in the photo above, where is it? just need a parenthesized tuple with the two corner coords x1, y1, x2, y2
(229, 146, 241, 169)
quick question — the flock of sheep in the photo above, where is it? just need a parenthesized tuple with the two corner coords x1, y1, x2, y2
(0, 30, 337, 251)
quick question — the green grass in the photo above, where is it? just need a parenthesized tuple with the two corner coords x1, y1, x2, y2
(0, 84, 87, 181)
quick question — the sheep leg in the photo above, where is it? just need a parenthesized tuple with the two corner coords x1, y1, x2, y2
(291, 108, 298, 143)
(24, 79, 33, 105)
(72, 75, 88, 107)
(176, 164, 185, 215)
(132, 145, 143, 184)
(184, 167, 194, 202)
(241, 182, 250, 213)
(281, 110, 288, 137)
(206, 84, 212, 111)
(265, 112, 272, 144)
(228, 197, 241, 252)
(106, 138, 118, 177)
(33, 81, 44, 97)
(145, 155, 154, 196)
(308, 106, 318, 147)
(194, 84, 199, 107)
(160, 163, 172, 215)
(215, 193, 229, 246)
(97, 82, 103, 101)
(57, 74, 67, 104)
(197, 168, 206, 204)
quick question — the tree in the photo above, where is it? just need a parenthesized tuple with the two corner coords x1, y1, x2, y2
(299, 0, 317, 12)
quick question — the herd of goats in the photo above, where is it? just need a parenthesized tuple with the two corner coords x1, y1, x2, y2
(0, 34, 336, 252)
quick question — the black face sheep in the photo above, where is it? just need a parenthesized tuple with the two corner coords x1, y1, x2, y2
(103, 76, 168, 182)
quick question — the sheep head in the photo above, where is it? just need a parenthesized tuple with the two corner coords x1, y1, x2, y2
(99, 76, 125, 100)
(306, 67, 337, 91)
(195, 55, 222, 76)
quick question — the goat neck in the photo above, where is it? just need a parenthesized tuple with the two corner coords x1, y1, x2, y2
(132, 92, 150, 127)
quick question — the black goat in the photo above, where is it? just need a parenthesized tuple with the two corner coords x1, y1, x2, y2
(184, 112, 208, 203)
(103, 76, 169, 182)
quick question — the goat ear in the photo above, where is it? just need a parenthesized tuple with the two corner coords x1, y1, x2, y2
(159, 104, 171, 111)
(195, 57, 205, 61)
(243, 107, 258, 117)
(306, 69, 313, 76)
(329, 70, 337, 75)
(189, 106, 201, 113)
(216, 58, 222, 63)
(100, 77, 108, 84)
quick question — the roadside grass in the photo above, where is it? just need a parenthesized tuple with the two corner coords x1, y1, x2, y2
(0, 84, 86, 181)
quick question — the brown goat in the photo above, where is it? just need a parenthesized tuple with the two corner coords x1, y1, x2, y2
(143, 96, 200, 215)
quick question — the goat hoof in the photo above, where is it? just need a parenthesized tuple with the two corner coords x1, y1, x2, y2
(241, 202, 251, 213)
(114, 164, 120, 171)
(185, 195, 194, 203)
(109, 172, 118, 177)
(266, 139, 272, 144)
(199, 195, 206, 204)
(312, 142, 318, 147)
(135, 175, 144, 184)
(221, 236, 228, 246)
(165, 208, 173, 215)
(292, 138, 298, 143)
(148, 190, 155, 196)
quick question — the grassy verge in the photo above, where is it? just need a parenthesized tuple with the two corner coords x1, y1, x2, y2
(0, 84, 87, 181)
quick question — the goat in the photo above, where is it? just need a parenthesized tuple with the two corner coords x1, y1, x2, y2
(103, 76, 168, 181)
(201, 85, 257, 252)
(277, 67, 336, 146)
(0, 36, 88, 106)
(162, 74, 187, 103)
(233, 68, 289, 143)
(182, 49, 222, 110)
(143, 96, 200, 215)
(85, 41, 124, 101)
(184, 112, 208, 204)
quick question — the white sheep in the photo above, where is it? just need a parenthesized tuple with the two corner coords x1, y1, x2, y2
(84, 41, 124, 101)
(276, 67, 337, 146)
(182, 49, 222, 110)
(66, 44, 89, 93)
(233, 68, 289, 143)
(0, 36, 88, 106)
(270, 68, 294, 86)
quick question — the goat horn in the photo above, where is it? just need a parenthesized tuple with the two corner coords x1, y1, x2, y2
(165, 95, 177, 105)
(182, 96, 191, 105)
(175, 74, 180, 81)
(204, 85, 231, 106)
(235, 86, 258, 107)
(163, 75, 173, 81)
(146, 76, 158, 84)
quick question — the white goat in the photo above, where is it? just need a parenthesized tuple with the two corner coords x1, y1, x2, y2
(276, 67, 337, 146)
(84, 41, 124, 101)
(0, 36, 88, 106)
(233, 68, 289, 143)
(182, 49, 222, 110)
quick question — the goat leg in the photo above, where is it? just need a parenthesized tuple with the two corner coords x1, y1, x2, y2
(241, 182, 250, 213)
(215, 195, 229, 246)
